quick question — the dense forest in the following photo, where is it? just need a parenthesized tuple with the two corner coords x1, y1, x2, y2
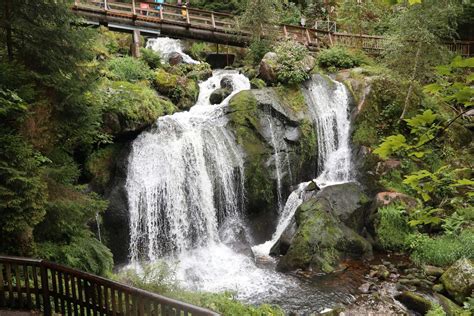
(0, 0, 473, 315)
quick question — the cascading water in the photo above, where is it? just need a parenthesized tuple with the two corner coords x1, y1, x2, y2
(303, 75, 353, 186)
(146, 37, 199, 64)
(253, 75, 354, 257)
(126, 71, 248, 262)
(265, 116, 284, 212)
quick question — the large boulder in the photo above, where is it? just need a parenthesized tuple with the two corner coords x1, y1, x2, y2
(395, 291, 434, 315)
(209, 88, 231, 105)
(440, 258, 474, 304)
(301, 55, 316, 73)
(220, 76, 234, 90)
(259, 52, 278, 83)
(276, 183, 373, 273)
(168, 52, 184, 66)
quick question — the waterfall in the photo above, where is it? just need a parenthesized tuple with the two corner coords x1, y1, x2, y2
(253, 75, 354, 257)
(266, 117, 284, 212)
(252, 183, 306, 257)
(126, 71, 249, 262)
(303, 75, 353, 186)
(95, 212, 102, 243)
(146, 37, 199, 64)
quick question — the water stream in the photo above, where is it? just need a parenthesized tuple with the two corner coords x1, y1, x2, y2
(146, 37, 199, 64)
(125, 59, 357, 312)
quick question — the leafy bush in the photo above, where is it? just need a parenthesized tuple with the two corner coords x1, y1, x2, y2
(140, 48, 162, 69)
(408, 230, 474, 267)
(376, 204, 413, 251)
(106, 57, 153, 82)
(318, 47, 364, 70)
(247, 38, 272, 66)
(38, 236, 113, 276)
(189, 42, 209, 61)
(426, 304, 447, 316)
(274, 40, 312, 85)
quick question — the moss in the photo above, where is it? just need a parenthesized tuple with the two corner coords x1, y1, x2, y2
(86, 144, 121, 192)
(154, 69, 179, 94)
(228, 91, 274, 213)
(250, 78, 266, 89)
(274, 85, 306, 113)
(99, 80, 176, 134)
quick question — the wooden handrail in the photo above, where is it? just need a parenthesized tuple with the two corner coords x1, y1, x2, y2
(73, 0, 473, 56)
(0, 255, 219, 316)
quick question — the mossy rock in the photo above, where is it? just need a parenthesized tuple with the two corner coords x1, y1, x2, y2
(395, 291, 434, 314)
(154, 69, 199, 110)
(435, 294, 465, 316)
(154, 69, 179, 95)
(277, 183, 373, 273)
(86, 144, 122, 193)
(250, 78, 266, 89)
(440, 258, 474, 304)
(228, 91, 274, 217)
(98, 80, 176, 136)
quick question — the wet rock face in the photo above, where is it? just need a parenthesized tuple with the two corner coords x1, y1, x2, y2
(258, 52, 278, 83)
(209, 88, 231, 105)
(102, 143, 133, 265)
(227, 89, 318, 243)
(276, 183, 373, 273)
(440, 258, 474, 304)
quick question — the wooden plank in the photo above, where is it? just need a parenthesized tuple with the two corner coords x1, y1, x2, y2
(32, 266, 40, 310)
(58, 271, 66, 314)
(211, 13, 216, 28)
(39, 266, 51, 315)
(77, 277, 86, 315)
(85, 280, 92, 316)
(23, 265, 32, 309)
(71, 275, 79, 315)
(14, 264, 23, 308)
(111, 287, 117, 316)
(51, 270, 59, 313)
(103, 285, 109, 314)
(0, 264, 5, 307)
(65, 273, 73, 315)
(125, 292, 131, 316)
(6, 264, 13, 307)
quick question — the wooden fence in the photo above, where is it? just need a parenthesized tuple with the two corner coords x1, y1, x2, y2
(0, 256, 218, 316)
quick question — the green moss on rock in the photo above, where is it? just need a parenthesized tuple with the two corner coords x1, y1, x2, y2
(99, 80, 176, 135)
(86, 144, 121, 192)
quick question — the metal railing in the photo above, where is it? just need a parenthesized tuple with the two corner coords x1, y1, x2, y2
(0, 255, 218, 316)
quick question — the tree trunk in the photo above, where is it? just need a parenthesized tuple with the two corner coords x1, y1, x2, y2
(399, 42, 422, 122)
(4, 0, 13, 61)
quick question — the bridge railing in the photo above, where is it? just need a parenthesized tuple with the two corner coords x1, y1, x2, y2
(74, 0, 472, 56)
(0, 255, 218, 316)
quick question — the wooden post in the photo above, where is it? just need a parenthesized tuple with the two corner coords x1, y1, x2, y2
(160, 6, 163, 19)
(211, 13, 216, 28)
(40, 266, 51, 315)
(104, 0, 108, 10)
(283, 25, 288, 38)
(186, 8, 190, 24)
(305, 29, 311, 45)
(132, 0, 136, 16)
(131, 30, 141, 58)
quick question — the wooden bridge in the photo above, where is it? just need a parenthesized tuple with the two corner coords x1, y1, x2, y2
(73, 0, 473, 57)
(0, 256, 218, 316)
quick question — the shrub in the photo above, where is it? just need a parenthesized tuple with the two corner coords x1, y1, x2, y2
(86, 145, 120, 192)
(274, 40, 311, 85)
(408, 229, 474, 267)
(426, 304, 447, 316)
(317, 46, 364, 70)
(376, 204, 413, 251)
(140, 48, 162, 69)
(247, 38, 272, 66)
(106, 57, 153, 82)
(189, 42, 209, 61)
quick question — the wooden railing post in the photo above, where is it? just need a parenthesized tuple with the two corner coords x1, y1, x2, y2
(186, 8, 190, 24)
(104, 0, 108, 10)
(160, 6, 164, 19)
(132, 0, 136, 16)
(211, 13, 216, 28)
(40, 265, 51, 315)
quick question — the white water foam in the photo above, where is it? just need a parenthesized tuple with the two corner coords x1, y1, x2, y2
(146, 37, 199, 64)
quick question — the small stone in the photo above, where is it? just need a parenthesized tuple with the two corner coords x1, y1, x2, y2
(220, 76, 234, 90)
(168, 52, 184, 65)
(359, 282, 372, 294)
(424, 265, 445, 277)
(440, 258, 474, 304)
(395, 291, 433, 315)
(432, 284, 444, 293)
(305, 181, 320, 192)
(209, 88, 231, 105)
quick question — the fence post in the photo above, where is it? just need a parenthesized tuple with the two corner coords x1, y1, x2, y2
(132, 0, 136, 16)
(211, 13, 216, 28)
(104, 0, 108, 10)
(40, 265, 51, 315)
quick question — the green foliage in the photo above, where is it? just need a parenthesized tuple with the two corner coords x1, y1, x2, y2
(140, 48, 162, 70)
(424, 56, 474, 108)
(38, 236, 113, 276)
(318, 47, 365, 71)
(192, 0, 245, 14)
(376, 204, 413, 250)
(337, 0, 394, 35)
(0, 134, 47, 255)
(189, 42, 210, 62)
(426, 304, 447, 316)
(383, 0, 461, 82)
(86, 145, 121, 192)
(116, 263, 284, 316)
(246, 39, 272, 66)
(106, 57, 154, 82)
(273, 40, 311, 85)
(408, 230, 474, 267)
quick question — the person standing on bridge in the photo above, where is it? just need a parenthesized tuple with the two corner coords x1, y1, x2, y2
(154, 0, 164, 10)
